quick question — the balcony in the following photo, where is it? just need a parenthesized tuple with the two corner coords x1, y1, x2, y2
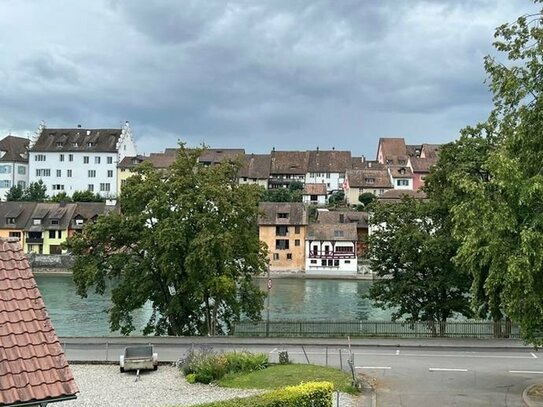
(27, 237, 44, 244)
(308, 250, 355, 259)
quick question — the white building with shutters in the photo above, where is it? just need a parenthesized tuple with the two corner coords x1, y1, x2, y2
(0, 135, 30, 200)
(28, 122, 137, 198)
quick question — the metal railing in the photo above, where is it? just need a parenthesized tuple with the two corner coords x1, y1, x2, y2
(233, 320, 521, 339)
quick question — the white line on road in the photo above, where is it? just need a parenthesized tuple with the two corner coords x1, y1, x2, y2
(509, 370, 543, 374)
(392, 352, 534, 360)
(532, 353, 538, 359)
(356, 366, 392, 370)
(269, 348, 277, 354)
(396, 349, 400, 355)
(429, 368, 468, 372)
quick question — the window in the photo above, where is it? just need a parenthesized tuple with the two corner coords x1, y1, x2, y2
(67, 170, 72, 177)
(17, 166, 26, 175)
(107, 156, 113, 164)
(36, 169, 50, 177)
(9, 231, 21, 239)
(58, 230, 62, 239)
(328, 259, 334, 266)
(396, 179, 409, 187)
(0, 165, 11, 174)
(35, 154, 46, 162)
(59, 154, 64, 162)
(100, 183, 110, 192)
(336, 246, 353, 252)
(56, 169, 61, 177)
(69, 154, 73, 162)
(107, 170, 113, 178)
(276, 226, 288, 236)
(273, 253, 279, 260)
(95, 156, 101, 164)
(321, 259, 326, 266)
(75, 218, 84, 225)
(295, 226, 300, 234)
(334, 259, 339, 267)
(33, 219, 41, 225)
(87, 142, 94, 147)
(0, 180, 10, 188)
(83, 156, 89, 164)
(51, 219, 59, 225)
(310, 260, 317, 264)
(49, 230, 56, 239)
(52, 184, 64, 191)
(334, 230, 344, 238)
(56, 141, 63, 148)
(275, 239, 289, 250)
(345, 260, 351, 264)
(326, 173, 330, 178)
(365, 178, 375, 184)
(277, 212, 289, 219)
(6, 217, 16, 225)
(88, 170, 96, 178)
(295, 239, 300, 246)
(17, 181, 25, 189)
(72, 142, 79, 148)
(88, 184, 94, 192)
(287, 253, 293, 260)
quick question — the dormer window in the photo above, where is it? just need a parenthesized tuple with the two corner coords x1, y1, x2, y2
(51, 219, 59, 225)
(33, 218, 41, 225)
(399, 160, 406, 165)
(334, 230, 344, 237)
(399, 168, 406, 175)
(87, 142, 94, 147)
(72, 142, 79, 148)
(277, 212, 289, 219)
(365, 177, 375, 184)
(75, 219, 84, 225)
(56, 141, 63, 148)
(6, 217, 16, 225)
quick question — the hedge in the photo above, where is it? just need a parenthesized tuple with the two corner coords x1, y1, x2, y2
(193, 381, 333, 407)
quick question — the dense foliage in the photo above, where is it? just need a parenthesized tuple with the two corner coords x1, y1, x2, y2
(66, 145, 268, 336)
(7, 180, 48, 202)
(367, 198, 472, 333)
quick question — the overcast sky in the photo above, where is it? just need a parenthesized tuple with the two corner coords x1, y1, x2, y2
(0, 0, 536, 158)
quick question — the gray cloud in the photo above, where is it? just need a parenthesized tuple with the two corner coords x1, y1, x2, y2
(0, 0, 536, 156)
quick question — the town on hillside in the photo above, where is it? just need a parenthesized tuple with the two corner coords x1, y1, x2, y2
(0, 123, 439, 274)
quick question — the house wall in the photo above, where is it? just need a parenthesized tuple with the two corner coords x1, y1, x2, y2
(0, 228, 25, 247)
(412, 173, 426, 190)
(347, 187, 391, 206)
(305, 172, 345, 192)
(392, 177, 413, 190)
(302, 195, 327, 205)
(238, 177, 268, 189)
(304, 240, 357, 274)
(44, 229, 68, 255)
(117, 168, 135, 196)
(29, 152, 119, 198)
(0, 162, 28, 200)
(259, 225, 306, 271)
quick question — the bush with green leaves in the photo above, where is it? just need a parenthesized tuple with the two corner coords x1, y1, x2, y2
(193, 381, 333, 407)
(179, 348, 268, 384)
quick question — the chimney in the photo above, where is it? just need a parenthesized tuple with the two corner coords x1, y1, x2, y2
(361, 155, 365, 163)
(77, 124, 82, 128)
(368, 162, 372, 168)
(316, 146, 319, 152)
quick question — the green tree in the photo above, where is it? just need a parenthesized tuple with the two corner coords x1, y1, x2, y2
(328, 191, 344, 206)
(447, 2, 543, 343)
(65, 145, 267, 336)
(50, 192, 73, 203)
(367, 198, 472, 335)
(261, 188, 301, 202)
(6, 185, 24, 201)
(22, 180, 48, 202)
(358, 192, 376, 208)
(72, 190, 103, 202)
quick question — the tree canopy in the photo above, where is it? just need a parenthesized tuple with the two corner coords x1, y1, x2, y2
(428, 2, 543, 343)
(367, 198, 472, 334)
(65, 146, 268, 336)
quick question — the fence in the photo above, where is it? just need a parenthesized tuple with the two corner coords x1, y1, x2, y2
(233, 320, 521, 339)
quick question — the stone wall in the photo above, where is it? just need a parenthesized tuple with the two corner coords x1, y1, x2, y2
(27, 253, 74, 269)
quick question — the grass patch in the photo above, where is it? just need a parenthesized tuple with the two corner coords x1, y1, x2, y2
(218, 364, 359, 395)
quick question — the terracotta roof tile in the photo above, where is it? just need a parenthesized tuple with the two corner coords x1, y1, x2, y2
(31, 128, 122, 153)
(239, 154, 271, 179)
(270, 151, 309, 175)
(258, 203, 307, 226)
(378, 189, 427, 203)
(346, 168, 392, 188)
(303, 183, 327, 195)
(410, 157, 438, 172)
(307, 223, 358, 241)
(0, 239, 78, 405)
(307, 150, 351, 173)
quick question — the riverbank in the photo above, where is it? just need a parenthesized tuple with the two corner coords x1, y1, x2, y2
(33, 268, 377, 280)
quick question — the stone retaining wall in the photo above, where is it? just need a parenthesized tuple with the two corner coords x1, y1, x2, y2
(27, 253, 75, 269)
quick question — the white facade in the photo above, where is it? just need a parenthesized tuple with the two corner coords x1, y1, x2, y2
(391, 177, 413, 190)
(0, 162, 28, 200)
(304, 240, 357, 275)
(305, 172, 345, 192)
(302, 193, 327, 205)
(29, 122, 137, 198)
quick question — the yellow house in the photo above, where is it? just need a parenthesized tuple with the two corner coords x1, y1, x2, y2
(344, 168, 392, 205)
(258, 202, 308, 272)
(25, 203, 76, 254)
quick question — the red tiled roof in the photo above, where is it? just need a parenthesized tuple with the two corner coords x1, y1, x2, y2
(0, 239, 78, 406)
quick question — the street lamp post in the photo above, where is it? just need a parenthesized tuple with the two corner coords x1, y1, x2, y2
(266, 266, 271, 337)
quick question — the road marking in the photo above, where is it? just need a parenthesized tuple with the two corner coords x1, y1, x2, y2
(532, 353, 538, 359)
(396, 349, 400, 355)
(356, 366, 392, 370)
(269, 348, 277, 354)
(509, 370, 543, 374)
(429, 368, 468, 372)
(396, 352, 534, 360)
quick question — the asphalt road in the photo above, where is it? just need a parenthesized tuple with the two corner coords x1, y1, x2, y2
(60, 337, 541, 406)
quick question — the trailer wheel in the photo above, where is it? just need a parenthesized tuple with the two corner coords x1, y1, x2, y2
(153, 364, 158, 371)
(120, 367, 125, 373)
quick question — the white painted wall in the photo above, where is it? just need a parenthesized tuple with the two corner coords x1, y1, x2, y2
(302, 194, 327, 205)
(304, 240, 357, 274)
(0, 162, 28, 200)
(305, 172, 345, 192)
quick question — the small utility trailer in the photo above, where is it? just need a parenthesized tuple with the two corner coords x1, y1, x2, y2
(120, 345, 158, 379)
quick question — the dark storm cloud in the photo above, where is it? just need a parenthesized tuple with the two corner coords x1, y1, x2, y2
(0, 0, 536, 155)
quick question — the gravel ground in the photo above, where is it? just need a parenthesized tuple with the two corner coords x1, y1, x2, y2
(63, 364, 363, 407)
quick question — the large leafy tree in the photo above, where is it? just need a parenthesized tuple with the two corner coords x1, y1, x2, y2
(6, 185, 24, 201)
(450, 2, 543, 343)
(66, 146, 268, 336)
(368, 198, 472, 335)
(22, 180, 48, 202)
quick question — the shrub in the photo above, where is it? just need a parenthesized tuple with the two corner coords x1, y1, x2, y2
(179, 348, 268, 384)
(193, 381, 334, 407)
(185, 374, 197, 384)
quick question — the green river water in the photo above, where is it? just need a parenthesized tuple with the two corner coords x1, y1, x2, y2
(35, 274, 392, 336)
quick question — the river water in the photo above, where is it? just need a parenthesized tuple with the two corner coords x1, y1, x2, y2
(35, 274, 391, 337)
